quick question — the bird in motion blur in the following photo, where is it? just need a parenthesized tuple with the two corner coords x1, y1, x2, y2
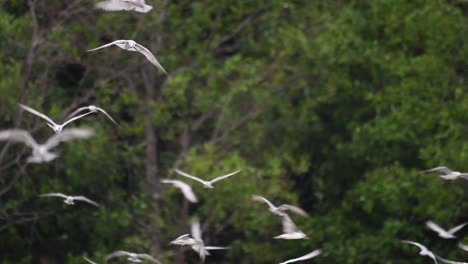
(20, 104, 93, 134)
(95, 0, 153, 13)
(426, 220, 468, 239)
(278, 249, 322, 264)
(437, 255, 468, 264)
(88, 40, 167, 73)
(39, 193, 99, 207)
(105, 250, 161, 263)
(0, 128, 94, 163)
(401, 240, 438, 264)
(68, 105, 118, 126)
(174, 168, 241, 189)
(252, 195, 309, 217)
(161, 179, 198, 203)
(274, 213, 308, 240)
(420, 166, 468, 181)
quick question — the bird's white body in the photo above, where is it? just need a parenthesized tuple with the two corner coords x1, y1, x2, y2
(39, 193, 100, 207)
(95, 0, 153, 13)
(174, 168, 241, 189)
(274, 213, 308, 240)
(274, 232, 308, 240)
(426, 220, 467, 239)
(401, 240, 438, 264)
(421, 166, 468, 181)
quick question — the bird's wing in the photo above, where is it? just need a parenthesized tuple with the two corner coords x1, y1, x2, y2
(105, 251, 130, 261)
(19, 104, 57, 126)
(61, 111, 94, 128)
(88, 40, 125, 52)
(281, 213, 298, 233)
(0, 129, 38, 149)
(422, 166, 453, 174)
(95, 0, 132, 11)
(83, 256, 98, 264)
(129, 0, 153, 13)
(39, 193, 68, 199)
(278, 204, 309, 217)
(448, 222, 468, 234)
(191, 218, 202, 241)
(279, 249, 322, 264)
(73, 196, 100, 207)
(173, 180, 198, 203)
(426, 221, 448, 234)
(171, 233, 190, 242)
(67, 107, 89, 119)
(174, 169, 207, 185)
(134, 43, 167, 74)
(458, 242, 468, 251)
(137, 254, 161, 264)
(252, 195, 277, 211)
(204, 246, 230, 250)
(437, 256, 467, 264)
(401, 240, 427, 252)
(209, 169, 242, 184)
(44, 128, 95, 150)
(94, 107, 118, 125)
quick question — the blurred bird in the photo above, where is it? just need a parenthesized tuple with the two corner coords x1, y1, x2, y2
(88, 40, 166, 74)
(161, 179, 198, 203)
(0, 128, 94, 163)
(83, 256, 98, 264)
(252, 195, 308, 217)
(174, 168, 241, 189)
(170, 234, 197, 246)
(190, 218, 230, 262)
(39, 193, 99, 207)
(105, 250, 161, 263)
(401, 240, 438, 264)
(274, 213, 307, 240)
(420, 166, 468, 180)
(278, 249, 322, 264)
(426, 220, 468, 239)
(437, 256, 468, 264)
(20, 104, 93, 134)
(95, 0, 153, 13)
(68, 105, 118, 126)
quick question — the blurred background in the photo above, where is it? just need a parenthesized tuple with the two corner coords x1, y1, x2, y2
(0, 0, 467, 263)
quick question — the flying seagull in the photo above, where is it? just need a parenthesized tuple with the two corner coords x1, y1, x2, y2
(0, 128, 94, 163)
(68, 105, 118, 126)
(458, 242, 468, 252)
(420, 166, 468, 180)
(161, 179, 198, 203)
(83, 256, 98, 264)
(20, 104, 93, 134)
(174, 168, 241, 189)
(88, 40, 167, 74)
(274, 213, 308, 240)
(437, 256, 468, 264)
(105, 250, 161, 263)
(39, 193, 99, 207)
(401, 240, 438, 264)
(426, 220, 468, 239)
(278, 249, 322, 264)
(95, 0, 153, 13)
(252, 195, 308, 217)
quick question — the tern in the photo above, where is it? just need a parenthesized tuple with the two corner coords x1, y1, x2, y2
(173, 168, 241, 189)
(68, 105, 118, 126)
(0, 128, 94, 163)
(401, 240, 438, 264)
(20, 104, 93, 134)
(437, 256, 468, 264)
(426, 220, 468, 239)
(252, 195, 308, 217)
(39, 193, 99, 207)
(161, 179, 198, 203)
(95, 0, 153, 13)
(458, 242, 468, 252)
(278, 249, 322, 264)
(83, 257, 98, 264)
(105, 251, 161, 263)
(274, 213, 308, 240)
(88, 40, 166, 74)
(420, 166, 468, 180)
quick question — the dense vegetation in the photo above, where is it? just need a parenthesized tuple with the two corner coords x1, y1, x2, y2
(0, 0, 467, 263)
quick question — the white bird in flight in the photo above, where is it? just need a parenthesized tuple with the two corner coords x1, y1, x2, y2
(252, 195, 308, 217)
(95, 0, 153, 13)
(401, 240, 438, 264)
(274, 213, 308, 240)
(105, 250, 161, 263)
(39, 193, 99, 207)
(68, 105, 118, 126)
(20, 104, 93, 134)
(88, 40, 167, 74)
(161, 179, 198, 203)
(278, 249, 322, 264)
(426, 220, 468, 239)
(174, 168, 241, 189)
(437, 256, 468, 264)
(420, 166, 468, 180)
(0, 128, 94, 163)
